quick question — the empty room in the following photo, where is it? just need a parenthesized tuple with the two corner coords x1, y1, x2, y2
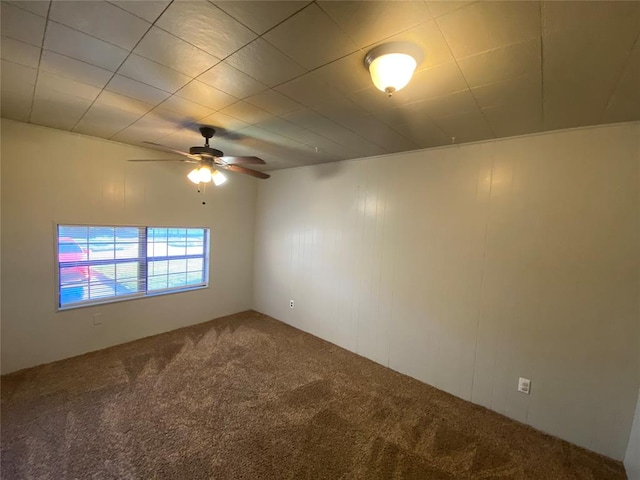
(1, 0, 639, 478)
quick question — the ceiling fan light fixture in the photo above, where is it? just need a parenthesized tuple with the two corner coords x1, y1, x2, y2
(188, 165, 213, 184)
(211, 168, 227, 186)
(188, 167, 203, 184)
(188, 165, 227, 186)
(364, 42, 422, 97)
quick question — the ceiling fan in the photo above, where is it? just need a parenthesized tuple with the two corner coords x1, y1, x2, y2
(129, 126, 270, 185)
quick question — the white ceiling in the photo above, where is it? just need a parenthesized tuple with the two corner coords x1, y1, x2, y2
(1, 1, 639, 171)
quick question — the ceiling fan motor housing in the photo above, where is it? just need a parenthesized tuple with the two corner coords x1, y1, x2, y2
(190, 146, 224, 157)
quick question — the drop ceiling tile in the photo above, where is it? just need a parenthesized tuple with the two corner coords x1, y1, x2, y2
(254, 117, 343, 154)
(105, 74, 171, 105)
(212, 1, 309, 35)
(219, 101, 273, 125)
(36, 71, 102, 102)
(378, 112, 450, 149)
(134, 27, 219, 78)
(1, 81, 34, 122)
(40, 51, 113, 88)
(319, 0, 432, 49)
(426, 1, 475, 19)
(0, 70, 35, 95)
(111, 114, 184, 144)
(0, 2, 46, 47)
(432, 108, 494, 143)
(350, 61, 469, 113)
(235, 125, 329, 164)
(314, 98, 417, 152)
(482, 103, 542, 138)
(281, 107, 386, 157)
(437, 1, 540, 58)
(542, 0, 640, 130)
(263, 3, 359, 70)
(275, 72, 345, 108)
(31, 86, 93, 130)
(156, 126, 206, 152)
(118, 54, 192, 93)
(159, 95, 214, 121)
(249, 118, 299, 140)
(244, 89, 302, 116)
(472, 72, 541, 110)
(73, 102, 141, 138)
(44, 21, 129, 72)
(349, 86, 419, 115)
(204, 136, 258, 158)
(198, 111, 250, 137)
(409, 89, 479, 120)
(156, 1, 256, 59)
(542, 37, 638, 130)
(225, 38, 306, 87)
(6, 1, 50, 17)
(49, 1, 150, 50)
(542, 0, 640, 35)
(175, 80, 237, 111)
(1, 60, 38, 87)
(457, 38, 540, 88)
(312, 51, 372, 95)
(109, 1, 170, 22)
(94, 90, 154, 116)
(197, 62, 267, 99)
(142, 107, 194, 131)
(368, 89, 478, 140)
(0, 36, 40, 68)
(401, 122, 451, 149)
(603, 40, 640, 124)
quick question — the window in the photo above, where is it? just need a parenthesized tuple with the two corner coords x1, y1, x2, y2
(56, 225, 209, 309)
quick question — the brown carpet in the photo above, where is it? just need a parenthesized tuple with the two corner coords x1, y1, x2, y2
(1, 311, 626, 479)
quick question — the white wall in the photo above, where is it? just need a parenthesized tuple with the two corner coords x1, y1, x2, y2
(626, 389, 640, 479)
(1, 119, 257, 374)
(253, 122, 640, 460)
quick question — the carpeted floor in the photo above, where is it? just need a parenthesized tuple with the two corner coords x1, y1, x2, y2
(1, 311, 626, 479)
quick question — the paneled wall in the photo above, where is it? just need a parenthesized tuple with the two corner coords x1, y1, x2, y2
(253, 122, 640, 460)
(626, 389, 640, 479)
(1, 119, 258, 374)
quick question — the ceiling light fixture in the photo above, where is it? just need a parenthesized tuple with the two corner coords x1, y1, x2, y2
(188, 164, 227, 186)
(364, 42, 423, 97)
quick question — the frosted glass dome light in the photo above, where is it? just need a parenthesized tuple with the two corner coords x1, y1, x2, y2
(369, 53, 417, 95)
(365, 43, 422, 97)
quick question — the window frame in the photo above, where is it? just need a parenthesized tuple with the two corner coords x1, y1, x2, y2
(54, 223, 210, 311)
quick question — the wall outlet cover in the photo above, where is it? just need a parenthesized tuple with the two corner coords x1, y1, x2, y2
(518, 377, 531, 395)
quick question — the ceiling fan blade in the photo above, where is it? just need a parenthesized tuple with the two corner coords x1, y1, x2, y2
(225, 164, 271, 179)
(142, 141, 200, 160)
(127, 158, 199, 163)
(219, 156, 266, 165)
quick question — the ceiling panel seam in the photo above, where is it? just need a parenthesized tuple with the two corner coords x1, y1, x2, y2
(431, 4, 497, 140)
(211, 0, 313, 37)
(69, 1, 175, 133)
(599, 30, 640, 124)
(107, 1, 320, 142)
(27, 0, 52, 124)
(539, 1, 545, 131)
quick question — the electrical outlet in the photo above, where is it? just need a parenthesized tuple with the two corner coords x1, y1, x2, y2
(289, 300, 294, 309)
(518, 377, 531, 395)
(92, 313, 102, 326)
